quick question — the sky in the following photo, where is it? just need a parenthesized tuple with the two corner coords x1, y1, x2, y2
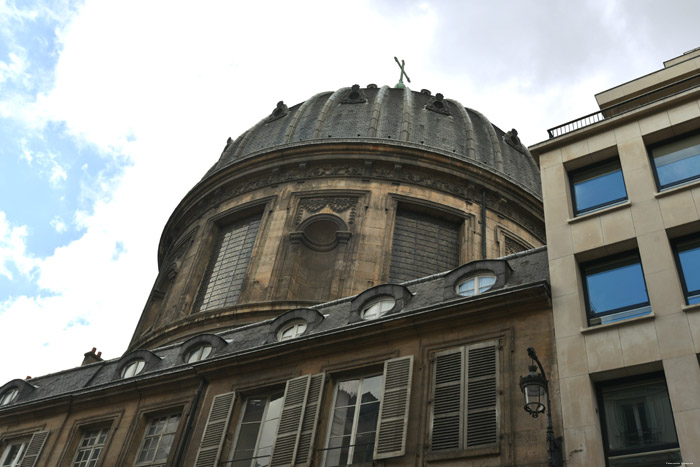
(1, 0, 699, 385)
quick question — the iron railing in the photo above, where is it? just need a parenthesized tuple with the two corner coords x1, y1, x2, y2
(547, 73, 700, 139)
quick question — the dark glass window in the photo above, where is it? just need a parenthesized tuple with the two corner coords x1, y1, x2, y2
(597, 375, 681, 466)
(650, 132, 700, 190)
(582, 252, 650, 326)
(673, 234, 700, 305)
(570, 159, 627, 215)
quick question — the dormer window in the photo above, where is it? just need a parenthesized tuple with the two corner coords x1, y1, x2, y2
(277, 320, 308, 341)
(0, 387, 18, 406)
(361, 297, 396, 320)
(121, 359, 145, 378)
(185, 345, 213, 363)
(456, 273, 497, 297)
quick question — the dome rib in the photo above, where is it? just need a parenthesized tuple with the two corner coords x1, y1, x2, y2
(368, 85, 390, 137)
(399, 87, 413, 142)
(313, 87, 349, 139)
(469, 108, 503, 172)
(284, 92, 329, 144)
(448, 99, 477, 159)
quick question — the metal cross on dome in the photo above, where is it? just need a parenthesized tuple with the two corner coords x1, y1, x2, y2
(394, 56, 411, 89)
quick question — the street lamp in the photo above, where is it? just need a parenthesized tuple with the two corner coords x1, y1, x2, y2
(519, 347, 563, 467)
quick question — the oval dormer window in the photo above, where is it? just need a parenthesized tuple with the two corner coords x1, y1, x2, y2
(121, 359, 146, 378)
(186, 345, 213, 363)
(277, 320, 308, 341)
(456, 274, 497, 297)
(0, 387, 18, 406)
(361, 297, 396, 320)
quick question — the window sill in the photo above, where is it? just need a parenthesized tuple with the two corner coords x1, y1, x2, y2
(655, 177, 700, 199)
(568, 200, 631, 224)
(425, 444, 499, 462)
(581, 312, 656, 335)
(682, 302, 700, 314)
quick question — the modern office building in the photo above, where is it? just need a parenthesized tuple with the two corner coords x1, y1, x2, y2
(530, 48, 700, 466)
(0, 84, 556, 466)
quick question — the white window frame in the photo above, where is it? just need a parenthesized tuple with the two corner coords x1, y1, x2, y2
(322, 373, 384, 467)
(228, 390, 285, 467)
(185, 345, 212, 363)
(0, 388, 18, 406)
(71, 427, 109, 467)
(455, 274, 496, 297)
(276, 320, 308, 341)
(360, 297, 395, 320)
(134, 413, 181, 466)
(0, 438, 29, 467)
(121, 360, 146, 379)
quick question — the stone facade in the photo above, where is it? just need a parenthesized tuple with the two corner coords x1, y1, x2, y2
(530, 48, 700, 465)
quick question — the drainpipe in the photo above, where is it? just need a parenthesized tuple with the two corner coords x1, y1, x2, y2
(174, 377, 207, 467)
(481, 190, 487, 259)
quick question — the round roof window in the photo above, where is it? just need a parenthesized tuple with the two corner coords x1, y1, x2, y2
(456, 274, 496, 297)
(361, 297, 396, 320)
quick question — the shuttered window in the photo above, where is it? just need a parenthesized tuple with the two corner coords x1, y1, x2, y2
(198, 214, 262, 312)
(389, 209, 461, 283)
(195, 392, 236, 467)
(429, 342, 499, 452)
(18, 431, 49, 467)
(324, 356, 413, 466)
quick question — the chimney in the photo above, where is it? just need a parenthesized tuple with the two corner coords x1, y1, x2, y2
(82, 347, 104, 366)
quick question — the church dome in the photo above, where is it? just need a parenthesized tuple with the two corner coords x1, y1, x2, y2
(207, 85, 541, 197)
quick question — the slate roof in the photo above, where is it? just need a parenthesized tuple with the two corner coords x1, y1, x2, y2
(0, 247, 549, 409)
(205, 86, 542, 198)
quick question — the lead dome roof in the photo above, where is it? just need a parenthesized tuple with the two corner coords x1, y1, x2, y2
(208, 85, 541, 197)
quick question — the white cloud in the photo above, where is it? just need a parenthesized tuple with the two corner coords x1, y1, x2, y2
(0, 211, 36, 280)
(50, 216, 67, 233)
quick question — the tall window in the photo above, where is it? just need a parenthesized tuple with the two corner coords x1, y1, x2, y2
(0, 439, 29, 467)
(597, 375, 681, 466)
(198, 213, 262, 312)
(429, 341, 499, 452)
(230, 391, 284, 467)
(390, 209, 460, 283)
(581, 252, 650, 326)
(324, 375, 383, 466)
(569, 159, 627, 215)
(650, 132, 700, 190)
(673, 234, 700, 305)
(72, 427, 109, 467)
(135, 413, 181, 466)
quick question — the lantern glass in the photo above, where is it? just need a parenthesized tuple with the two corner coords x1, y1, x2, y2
(520, 370, 547, 416)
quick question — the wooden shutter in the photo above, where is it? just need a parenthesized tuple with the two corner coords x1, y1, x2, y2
(19, 430, 49, 467)
(269, 375, 310, 467)
(374, 355, 413, 460)
(465, 342, 498, 447)
(194, 391, 236, 467)
(295, 373, 325, 466)
(429, 348, 464, 451)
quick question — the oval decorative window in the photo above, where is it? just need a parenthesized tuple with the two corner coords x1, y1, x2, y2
(0, 387, 18, 406)
(277, 320, 308, 341)
(121, 359, 146, 378)
(361, 297, 396, 320)
(186, 345, 213, 363)
(456, 274, 497, 297)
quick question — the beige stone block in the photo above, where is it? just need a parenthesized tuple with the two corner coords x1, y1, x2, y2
(600, 206, 635, 245)
(544, 193, 572, 229)
(617, 137, 650, 172)
(549, 255, 580, 298)
(563, 425, 604, 467)
(622, 166, 655, 203)
(584, 328, 623, 373)
(639, 111, 672, 136)
(586, 131, 616, 155)
(659, 189, 699, 228)
(557, 334, 588, 379)
(553, 292, 585, 338)
(560, 375, 597, 429)
(655, 313, 694, 359)
(692, 184, 700, 218)
(546, 224, 573, 260)
(571, 217, 603, 254)
(561, 139, 590, 163)
(630, 199, 663, 236)
(675, 408, 700, 464)
(687, 310, 700, 353)
(668, 100, 700, 126)
(540, 149, 563, 169)
(614, 122, 641, 144)
(638, 230, 674, 276)
(664, 355, 700, 412)
(619, 320, 661, 366)
(541, 164, 567, 199)
(646, 269, 684, 316)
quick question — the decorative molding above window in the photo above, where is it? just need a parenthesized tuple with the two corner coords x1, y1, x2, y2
(290, 214, 351, 252)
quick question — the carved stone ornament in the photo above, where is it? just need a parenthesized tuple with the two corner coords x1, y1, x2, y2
(426, 93, 450, 116)
(341, 84, 367, 104)
(504, 128, 525, 153)
(266, 101, 289, 123)
(296, 197, 358, 225)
